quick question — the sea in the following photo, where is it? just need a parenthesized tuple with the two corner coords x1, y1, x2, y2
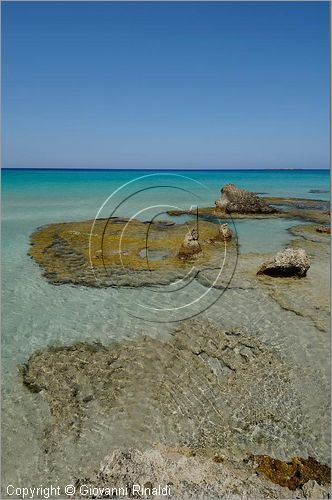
(1, 168, 330, 489)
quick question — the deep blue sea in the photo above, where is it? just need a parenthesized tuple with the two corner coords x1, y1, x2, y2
(1, 168, 330, 486)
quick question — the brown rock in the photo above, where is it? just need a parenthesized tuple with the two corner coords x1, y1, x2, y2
(252, 455, 330, 491)
(215, 184, 277, 214)
(177, 228, 202, 260)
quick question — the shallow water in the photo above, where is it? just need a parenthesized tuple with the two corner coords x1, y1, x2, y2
(1, 169, 330, 491)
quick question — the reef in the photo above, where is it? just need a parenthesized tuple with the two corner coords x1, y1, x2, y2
(21, 320, 328, 465)
(289, 224, 331, 242)
(309, 189, 329, 194)
(29, 218, 235, 287)
(167, 196, 330, 224)
(28, 185, 329, 289)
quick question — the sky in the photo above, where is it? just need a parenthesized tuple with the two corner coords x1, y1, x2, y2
(2, 1, 330, 169)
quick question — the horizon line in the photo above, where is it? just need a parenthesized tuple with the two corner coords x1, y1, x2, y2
(2, 167, 330, 172)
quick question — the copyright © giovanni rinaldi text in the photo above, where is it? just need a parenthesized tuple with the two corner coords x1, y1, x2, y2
(6, 483, 171, 498)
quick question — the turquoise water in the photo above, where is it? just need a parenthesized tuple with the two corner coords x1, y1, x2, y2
(2, 167, 329, 363)
(3, 169, 330, 209)
(1, 169, 330, 489)
(3, 168, 328, 253)
(2, 168, 329, 358)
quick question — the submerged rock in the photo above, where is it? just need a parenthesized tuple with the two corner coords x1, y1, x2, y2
(309, 189, 329, 194)
(257, 248, 310, 278)
(215, 184, 277, 214)
(21, 320, 325, 464)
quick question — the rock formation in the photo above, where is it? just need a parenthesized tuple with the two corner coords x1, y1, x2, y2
(167, 196, 330, 224)
(29, 218, 237, 287)
(257, 248, 310, 278)
(210, 223, 233, 242)
(252, 455, 330, 491)
(73, 449, 330, 499)
(177, 228, 202, 259)
(215, 184, 277, 214)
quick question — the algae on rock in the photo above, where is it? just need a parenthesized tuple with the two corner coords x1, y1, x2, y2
(29, 218, 236, 287)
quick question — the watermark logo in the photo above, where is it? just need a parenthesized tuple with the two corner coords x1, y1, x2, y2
(89, 173, 238, 323)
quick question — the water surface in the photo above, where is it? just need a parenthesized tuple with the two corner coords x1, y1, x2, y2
(1, 168, 330, 489)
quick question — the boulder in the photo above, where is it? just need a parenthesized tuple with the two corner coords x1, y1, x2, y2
(177, 228, 202, 260)
(210, 223, 233, 242)
(257, 248, 310, 278)
(215, 184, 277, 214)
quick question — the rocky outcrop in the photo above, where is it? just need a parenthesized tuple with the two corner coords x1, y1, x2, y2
(73, 449, 330, 499)
(167, 197, 330, 224)
(215, 184, 277, 214)
(177, 228, 202, 260)
(210, 223, 233, 243)
(257, 248, 310, 278)
(29, 218, 237, 287)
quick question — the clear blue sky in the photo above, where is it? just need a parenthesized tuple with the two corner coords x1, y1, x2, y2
(2, 1, 329, 169)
